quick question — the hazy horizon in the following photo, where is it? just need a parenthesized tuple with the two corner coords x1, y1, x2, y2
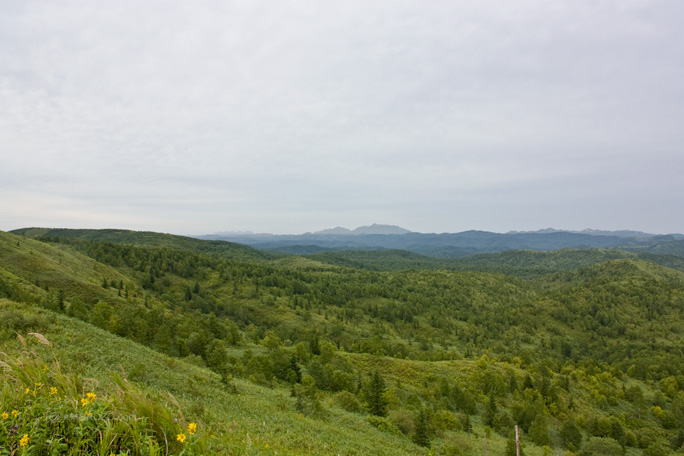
(6, 223, 683, 238)
(2, 1, 683, 235)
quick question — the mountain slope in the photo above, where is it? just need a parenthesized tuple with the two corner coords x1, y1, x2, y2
(11, 227, 274, 263)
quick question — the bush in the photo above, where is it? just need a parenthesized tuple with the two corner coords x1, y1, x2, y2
(335, 391, 361, 412)
(578, 437, 623, 456)
(388, 409, 415, 435)
(366, 415, 402, 436)
(643, 441, 672, 456)
(431, 409, 459, 435)
(294, 375, 327, 418)
(442, 434, 474, 455)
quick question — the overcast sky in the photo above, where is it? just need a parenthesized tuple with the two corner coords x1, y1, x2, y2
(1, 1, 683, 235)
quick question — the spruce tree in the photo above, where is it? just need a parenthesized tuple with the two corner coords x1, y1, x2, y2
(413, 409, 431, 448)
(483, 393, 497, 427)
(364, 370, 388, 417)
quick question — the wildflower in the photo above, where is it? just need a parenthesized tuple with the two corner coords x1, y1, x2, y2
(86, 392, 96, 401)
(81, 398, 89, 407)
(176, 433, 186, 443)
(25, 387, 30, 394)
(1, 412, 8, 419)
(11, 410, 18, 418)
(188, 422, 197, 435)
(19, 434, 30, 447)
(265, 444, 269, 448)
(50, 387, 58, 395)
(85, 411, 92, 417)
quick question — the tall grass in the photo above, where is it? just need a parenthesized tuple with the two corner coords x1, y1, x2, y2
(0, 333, 210, 455)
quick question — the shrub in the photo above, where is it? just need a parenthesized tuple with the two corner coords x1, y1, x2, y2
(335, 391, 361, 412)
(366, 415, 403, 437)
(388, 409, 415, 435)
(578, 437, 623, 456)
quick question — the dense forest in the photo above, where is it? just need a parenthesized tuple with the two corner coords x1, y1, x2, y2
(3, 228, 684, 455)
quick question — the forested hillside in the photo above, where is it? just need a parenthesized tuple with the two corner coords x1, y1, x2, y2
(3, 229, 684, 455)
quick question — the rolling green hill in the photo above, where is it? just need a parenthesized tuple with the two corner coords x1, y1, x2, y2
(304, 249, 448, 271)
(450, 248, 684, 279)
(303, 247, 684, 280)
(11, 227, 275, 263)
(4, 229, 684, 455)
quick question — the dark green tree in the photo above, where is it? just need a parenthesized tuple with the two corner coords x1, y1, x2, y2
(483, 393, 497, 427)
(560, 419, 583, 449)
(528, 415, 550, 446)
(413, 409, 431, 448)
(364, 370, 388, 417)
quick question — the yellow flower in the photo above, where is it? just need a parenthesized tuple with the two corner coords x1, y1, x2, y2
(86, 392, 96, 401)
(1, 412, 8, 419)
(265, 444, 269, 448)
(81, 398, 89, 407)
(19, 434, 30, 447)
(25, 387, 30, 394)
(85, 411, 92, 417)
(11, 410, 18, 418)
(50, 387, 58, 395)
(187, 422, 197, 435)
(176, 433, 186, 443)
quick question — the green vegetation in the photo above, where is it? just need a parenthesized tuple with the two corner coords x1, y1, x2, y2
(3, 228, 684, 455)
(11, 228, 276, 263)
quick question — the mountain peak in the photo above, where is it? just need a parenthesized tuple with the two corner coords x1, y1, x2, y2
(312, 226, 353, 235)
(351, 224, 413, 235)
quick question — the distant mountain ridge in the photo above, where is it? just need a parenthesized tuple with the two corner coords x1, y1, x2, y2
(196, 227, 684, 258)
(506, 228, 669, 238)
(312, 224, 414, 236)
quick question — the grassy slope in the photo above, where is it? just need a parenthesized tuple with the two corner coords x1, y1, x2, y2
(1, 299, 429, 455)
(10, 227, 275, 263)
(0, 229, 131, 304)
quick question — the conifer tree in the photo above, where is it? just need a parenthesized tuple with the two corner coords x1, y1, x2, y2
(413, 409, 430, 447)
(483, 393, 497, 427)
(364, 370, 388, 417)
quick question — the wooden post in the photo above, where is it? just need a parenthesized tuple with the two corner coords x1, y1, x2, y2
(515, 424, 520, 456)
